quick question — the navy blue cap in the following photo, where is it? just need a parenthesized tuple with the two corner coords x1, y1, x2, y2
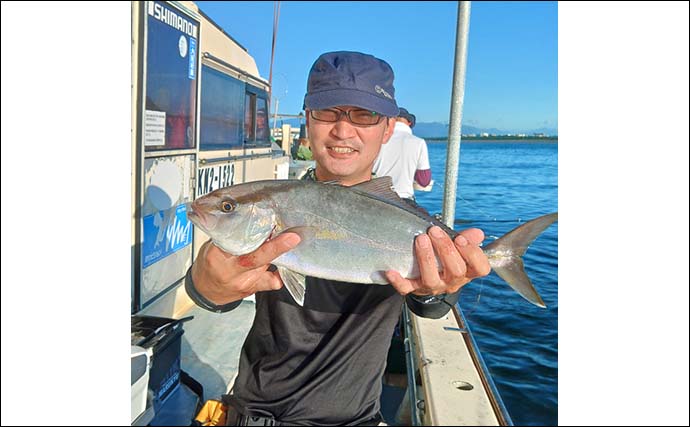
(397, 107, 416, 128)
(303, 51, 399, 117)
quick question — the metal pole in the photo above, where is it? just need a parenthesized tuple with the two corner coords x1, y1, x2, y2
(272, 98, 280, 139)
(442, 1, 471, 228)
(268, 1, 280, 104)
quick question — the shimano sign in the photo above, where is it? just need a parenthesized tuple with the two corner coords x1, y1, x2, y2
(148, 1, 198, 39)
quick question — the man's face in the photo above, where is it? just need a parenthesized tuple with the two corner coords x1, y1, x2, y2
(307, 106, 395, 186)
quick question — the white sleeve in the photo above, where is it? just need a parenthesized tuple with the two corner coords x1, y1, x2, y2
(418, 139, 430, 170)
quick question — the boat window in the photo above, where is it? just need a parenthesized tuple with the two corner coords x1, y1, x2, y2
(256, 97, 269, 142)
(199, 65, 244, 150)
(244, 86, 270, 146)
(143, 1, 198, 151)
(244, 93, 256, 142)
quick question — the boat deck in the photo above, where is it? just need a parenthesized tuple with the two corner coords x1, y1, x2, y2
(180, 301, 256, 399)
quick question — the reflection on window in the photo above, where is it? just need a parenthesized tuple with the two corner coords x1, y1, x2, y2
(256, 97, 269, 142)
(200, 66, 244, 150)
(244, 87, 269, 146)
(244, 94, 255, 142)
(144, 1, 198, 150)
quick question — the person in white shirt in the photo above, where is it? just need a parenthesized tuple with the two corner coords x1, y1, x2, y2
(372, 107, 431, 201)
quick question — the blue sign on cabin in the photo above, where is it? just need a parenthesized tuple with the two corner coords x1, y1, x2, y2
(188, 37, 197, 80)
(142, 203, 193, 268)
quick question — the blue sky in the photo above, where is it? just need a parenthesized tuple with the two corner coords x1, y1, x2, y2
(196, 1, 557, 133)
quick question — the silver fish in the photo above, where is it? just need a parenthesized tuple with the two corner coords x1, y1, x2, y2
(187, 177, 557, 307)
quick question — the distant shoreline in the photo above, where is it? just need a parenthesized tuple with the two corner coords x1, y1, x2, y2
(423, 136, 558, 143)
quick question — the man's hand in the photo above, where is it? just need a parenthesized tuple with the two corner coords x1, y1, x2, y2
(190, 233, 301, 305)
(386, 226, 490, 296)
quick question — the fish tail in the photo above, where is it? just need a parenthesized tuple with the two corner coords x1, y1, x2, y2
(482, 213, 558, 308)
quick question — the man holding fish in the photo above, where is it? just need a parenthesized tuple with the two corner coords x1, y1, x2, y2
(186, 51, 491, 425)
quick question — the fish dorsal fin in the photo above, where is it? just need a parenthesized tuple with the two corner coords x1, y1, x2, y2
(350, 176, 458, 238)
(351, 176, 400, 202)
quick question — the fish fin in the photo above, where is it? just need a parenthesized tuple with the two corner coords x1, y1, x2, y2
(350, 177, 456, 236)
(484, 213, 558, 308)
(492, 259, 546, 308)
(351, 176, 400, 201)
(276, 266, 306, 306)
(350, 177, 419, 214)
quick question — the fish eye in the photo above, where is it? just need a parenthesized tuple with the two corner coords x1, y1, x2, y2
(220, 200, 235, 212)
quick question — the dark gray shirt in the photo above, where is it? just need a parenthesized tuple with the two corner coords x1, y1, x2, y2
(226, 277, 458, 425)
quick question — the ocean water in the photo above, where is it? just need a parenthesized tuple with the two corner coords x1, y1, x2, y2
(415, 141, 558, 426)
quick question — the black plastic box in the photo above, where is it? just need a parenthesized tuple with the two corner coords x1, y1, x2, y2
(131, 315, 187, 408)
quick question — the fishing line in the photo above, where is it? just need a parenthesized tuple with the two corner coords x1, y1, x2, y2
(457, 192, 496, 222)
(461, 277, 486, 317)
(453, 193, 532, 225)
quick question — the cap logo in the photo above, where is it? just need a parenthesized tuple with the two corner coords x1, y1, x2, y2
(375, 85, 393, 100)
